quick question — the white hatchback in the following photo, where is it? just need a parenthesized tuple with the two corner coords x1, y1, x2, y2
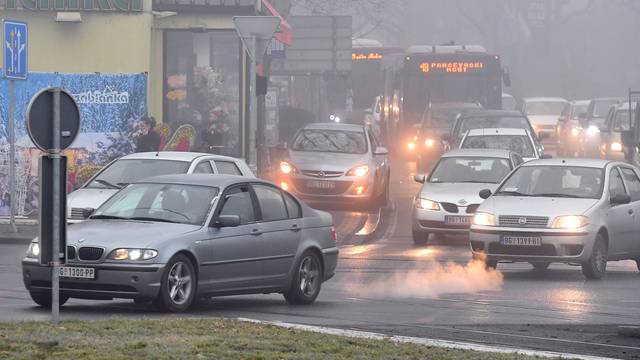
(67, 152, 253, 223)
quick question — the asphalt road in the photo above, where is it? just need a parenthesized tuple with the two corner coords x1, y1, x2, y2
(1, 156, 640, 359)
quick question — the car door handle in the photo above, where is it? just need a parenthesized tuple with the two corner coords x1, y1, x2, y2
(251, 228, 263, 236)
(290, 224, 301, 232)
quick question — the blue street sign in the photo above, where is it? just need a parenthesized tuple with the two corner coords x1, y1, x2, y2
(3, 20, 28, 80)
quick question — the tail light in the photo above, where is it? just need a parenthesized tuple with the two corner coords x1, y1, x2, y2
(331, 226, 338, 243)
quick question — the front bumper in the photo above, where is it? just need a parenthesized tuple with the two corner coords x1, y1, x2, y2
(279, 175, 376, 204)
(22, 259, 165, 300)
(412, 207, 474, 234)
(469, 226, 595, 263)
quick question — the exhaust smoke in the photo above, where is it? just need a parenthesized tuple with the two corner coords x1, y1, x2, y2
(344, 258, 503, 299)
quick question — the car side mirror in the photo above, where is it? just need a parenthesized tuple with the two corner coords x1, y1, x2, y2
(540, 154, 553, 159)
(82, 208, 95, 219)
(374, 146, 389, 155)
(213, 215, 241, 228)
(414, 174, 427, 184)
(610, 194, 631, 206)
(479, 189, 492, 200)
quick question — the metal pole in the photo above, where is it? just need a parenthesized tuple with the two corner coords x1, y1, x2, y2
(51, 88, 61, 324)
(248, 35, 258, 171)
(8, 80, 17, 233)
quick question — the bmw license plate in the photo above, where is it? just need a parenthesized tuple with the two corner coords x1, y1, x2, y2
(59, 266, 95, 279)
(500, 235, 542, 247)
(306, 180, 335, 189)
(444, 216, 471, 225)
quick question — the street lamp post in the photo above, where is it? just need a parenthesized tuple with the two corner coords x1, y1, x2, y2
(233, 16, 280, 174)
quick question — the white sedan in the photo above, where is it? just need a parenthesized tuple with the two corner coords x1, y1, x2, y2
(460, 128, 542, 162)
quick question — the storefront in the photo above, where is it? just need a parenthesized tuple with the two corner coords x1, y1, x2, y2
(0, 0, 289, 217)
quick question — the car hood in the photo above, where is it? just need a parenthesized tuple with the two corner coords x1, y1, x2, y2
(528, 115, 560, 126)
(68, 188, 119, 211)
(287, 151, 369, 172)
(419, 182, 499, 206)
(67, 220, 201, 249)
(480, 196, 599, 218)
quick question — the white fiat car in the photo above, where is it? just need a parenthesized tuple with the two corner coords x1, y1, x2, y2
(471, 158, 640, 279)
(459, 128, 542, 162)
(412, 149, 523, 246)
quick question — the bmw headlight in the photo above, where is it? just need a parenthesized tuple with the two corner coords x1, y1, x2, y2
(551, 215, 588, 229)
(472, 212, 495, 226)
(26, 241, 40, 258)
(415, 198, 440, 211)
(109, 248, 158, 261)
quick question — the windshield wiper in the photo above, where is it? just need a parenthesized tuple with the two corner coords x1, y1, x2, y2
(129, 217, 180, 224)
(496, 190, 532, 197)
(530, 193, 580, 198)
(89, 214, 130, 220)
(94, 179, 123, 189)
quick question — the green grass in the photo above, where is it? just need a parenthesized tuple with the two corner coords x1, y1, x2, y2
(0, 318, 543, 360)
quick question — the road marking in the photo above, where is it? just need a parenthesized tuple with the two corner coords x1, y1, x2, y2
(237, 318, 615, 360)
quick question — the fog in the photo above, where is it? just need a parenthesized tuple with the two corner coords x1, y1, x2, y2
(293, 0, 640, 101)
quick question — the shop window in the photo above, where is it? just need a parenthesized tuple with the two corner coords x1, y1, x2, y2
(164, 31, 241, 157)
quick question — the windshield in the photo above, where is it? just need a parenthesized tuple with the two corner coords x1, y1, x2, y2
(458, 116, 530, 139)
(571, 104, 589, 119)
(88, 159, 190, 189)
(614, 110, 633, 131)
(291, 129, 368, 154)
(525, 101, 566, 116)
(430, 157, 512, 184)
(461, 134, 534, 158)
(496, 166, 604, 199)
(93, 183, 218, 225)
(592, 100, 619, 118)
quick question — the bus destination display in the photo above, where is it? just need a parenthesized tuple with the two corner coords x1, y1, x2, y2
(420, 61, 485, 74)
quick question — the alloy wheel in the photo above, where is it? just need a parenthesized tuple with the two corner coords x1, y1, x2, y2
(299, 256, 320, 297)
(168, 261, 192, 305)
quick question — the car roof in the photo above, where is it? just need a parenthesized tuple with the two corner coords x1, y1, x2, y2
(521, 158, 614, 169)
(522, 97, 568, 103)
(135, 174, 267, 188)
(442, 148, 513, 159)
(460, 110, 524, 119)
(302, 122, 365, 132)
(466, 128, 528, 136)
(120, 151, 241, 163)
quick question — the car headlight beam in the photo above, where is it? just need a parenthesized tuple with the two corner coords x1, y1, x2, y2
(347, 165, 369, 177)
(109, 248, 158, 261)
(472, 212, 495, 226)
(415, 198, 440, 211)
(611, 142, 622, 152)
(27, 241, 40, 258)
(551, 215, 588, 229)
(280, 161, 296, 175)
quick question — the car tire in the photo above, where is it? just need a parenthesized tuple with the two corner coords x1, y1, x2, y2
(412, 230, 429, 246)
(582, 235, 608, 280)
(153, 254, 197, 312)
(29, 291, 69, 308)
(284, 250, 323, 305)
(531, 262, 550, 271)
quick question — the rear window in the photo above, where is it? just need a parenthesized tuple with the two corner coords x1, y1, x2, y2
(462, 134, 534, 158)
(215, 161, 242, 176)
(458, 116, 529, 139)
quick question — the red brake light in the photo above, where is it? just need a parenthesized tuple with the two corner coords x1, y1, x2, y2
(331, 226, 337, 243)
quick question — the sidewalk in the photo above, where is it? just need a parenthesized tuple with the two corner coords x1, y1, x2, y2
(0, 219, 37, 244)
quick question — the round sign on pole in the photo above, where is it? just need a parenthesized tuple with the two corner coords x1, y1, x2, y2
(26, 88, 81, 152)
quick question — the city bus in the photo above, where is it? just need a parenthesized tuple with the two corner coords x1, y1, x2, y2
(381, 45, 509, 154)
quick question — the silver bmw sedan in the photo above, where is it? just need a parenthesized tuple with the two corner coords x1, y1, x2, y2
(471, 158, 640, 279)
(23, 175, 339, 312)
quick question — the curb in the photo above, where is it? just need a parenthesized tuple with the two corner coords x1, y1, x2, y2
(237, 318, 615, 360)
